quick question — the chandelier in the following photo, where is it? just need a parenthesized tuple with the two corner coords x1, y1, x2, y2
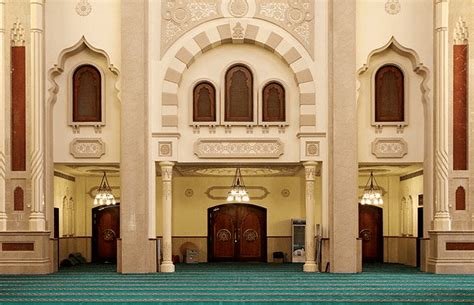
(360, 171, 383, 205)
(226, 168, 249, 202)
(93, 171, 116, 206)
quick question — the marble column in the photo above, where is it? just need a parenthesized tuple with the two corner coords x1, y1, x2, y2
(160, 161, 175, 273)
(303, 161, 318, 272)
(0, 0, 6, 231)
(29, 0, 46, 231)
(433, 0, 451, 231)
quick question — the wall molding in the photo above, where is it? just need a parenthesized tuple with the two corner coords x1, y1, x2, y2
(194, 138, 284, 159)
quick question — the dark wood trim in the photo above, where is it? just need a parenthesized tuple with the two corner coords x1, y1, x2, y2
(383, 235, 418, 239)
(11, 46, 26, 171)
(54, 171, 76, 182)
(2, 242, 34, 251)
(400, 170, 424, 181)
(262, 82, 285, 122)
(446, 242, 474, 251)
(375, 64, 404, 122)
(225, 64, 253, 122)
(13, 186, 24, 211)
(453, 44, 468, 170)
(193, 82, 216, 122)
(73, 65, 102, 122)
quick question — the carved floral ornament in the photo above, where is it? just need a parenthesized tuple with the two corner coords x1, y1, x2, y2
(160, 0, 314, 58)
(69, 138, 105, 159)
(194, 139, 284, 159)
(371, 138, 407, 158)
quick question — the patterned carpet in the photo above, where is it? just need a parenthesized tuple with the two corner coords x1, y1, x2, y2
(1, 263, 473, 304)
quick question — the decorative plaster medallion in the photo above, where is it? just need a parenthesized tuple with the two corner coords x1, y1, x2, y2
(205, 186, 270, 200)
(76, 0, 92, 16)
(232, 22, 245, 39)
(281, 188, 290, 197)
(305, 141, 320, 157)
(10, 19, 25, 47)
(161, 0, 221, 57)
(194, 138, 284, 159)
(185, 188, 194, 197)
(70, 138, 105, 159)
(159, 142, 173, 157)
(385, 0, 400, 15)
(371, 138, 407, 158)
(229, 0, 248, 17)
(256, 0, 314, 57)
(454, 16, 469, 45)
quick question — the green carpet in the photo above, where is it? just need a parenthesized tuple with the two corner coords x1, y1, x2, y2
(0, 263, 473, 304)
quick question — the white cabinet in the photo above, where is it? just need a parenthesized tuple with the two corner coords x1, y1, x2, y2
(291, 219, 305, 263)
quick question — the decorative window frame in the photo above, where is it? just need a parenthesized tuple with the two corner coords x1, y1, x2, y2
(220, 61, 258, 126)
(258, 78, 289, 126)
(68, 62, 106, 128)
(189, 78, 219, 126)
(371, 61, 408, 127)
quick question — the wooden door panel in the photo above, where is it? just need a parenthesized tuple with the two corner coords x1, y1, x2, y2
(359, 204, 383, 262)
(238, 209, 263, 260)
(212, 207, 235, 260)
(93, 205, 120, 262)
(208, 204, 266, 262)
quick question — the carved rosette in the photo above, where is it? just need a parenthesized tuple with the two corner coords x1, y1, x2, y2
(159, 142, 173, 157)
(161, 0, 221, 57)
(229, 0, 248, 17)
(371, 138, 408, 158)
(76, 0, 92, 17)
(305, 141, 319, 157)
(69, 138, 105, 159)
(256, 0, 314, 57)
(194, 139, 284, 158)
(385, 0, 400, 15)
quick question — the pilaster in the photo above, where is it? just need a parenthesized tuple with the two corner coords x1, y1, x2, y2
(433, 0, 451, 231)
(0, 0, 6, 231)
(28, 0, 45, 231)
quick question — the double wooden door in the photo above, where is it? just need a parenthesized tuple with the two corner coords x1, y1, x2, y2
(359, 204, 383, 262)
(208, 204, 267, 262)
(92, 205, 120, 263)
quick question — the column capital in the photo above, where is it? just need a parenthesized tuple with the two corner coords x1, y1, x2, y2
(159, 161, 174, 182)
(303, 161, 318, 181)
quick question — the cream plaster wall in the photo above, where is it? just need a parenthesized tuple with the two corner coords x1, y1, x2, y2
(400, 174, 423, 236)
(174, 44, 301, 163)
(53, 175, 76, 237)
(45, 0, 121, 72)
(357, 47, 426, 163)
(156, 175, 322, 237)
(356, 0, 433, 163)
(51, 47, 121, 163)
(74, 175, 120, 237)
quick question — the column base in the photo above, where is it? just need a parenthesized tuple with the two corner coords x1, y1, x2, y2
(0, 213, 7, 231)
(303, 261, 318, 272)
(160, 261, 175, 273)
(29, 213, 46, 231)
(433, 212, 451, 231)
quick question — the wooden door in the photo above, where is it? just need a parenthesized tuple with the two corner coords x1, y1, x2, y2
(359, 204, 383, 262)
(208, 204, 266, 262)
(92, 205, 120, 263)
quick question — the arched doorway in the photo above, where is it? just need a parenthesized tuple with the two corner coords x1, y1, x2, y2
(92, 204, 120, 263)
(208, 203, 267, 262)
(359, 204, 383, 262)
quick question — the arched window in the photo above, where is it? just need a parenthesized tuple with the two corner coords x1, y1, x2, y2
(262, 82, 285, 122)
(73, 65, 102, 122)
(456, 186, 466, 210)
(375, 65, 404, 122)
(225, 65, 253, 122)
(193, 82, 216, 122)
(13, 187, 24, 211)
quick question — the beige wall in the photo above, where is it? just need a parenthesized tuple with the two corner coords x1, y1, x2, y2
(53, 175, 76, 237)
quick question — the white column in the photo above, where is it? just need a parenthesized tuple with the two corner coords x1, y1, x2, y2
(303, 161, 318, 272)
(29, 0, 45, 231)
(160, 161, 175, 273)
(0, 0, 7, 231)
(433, 0, 451, 231)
